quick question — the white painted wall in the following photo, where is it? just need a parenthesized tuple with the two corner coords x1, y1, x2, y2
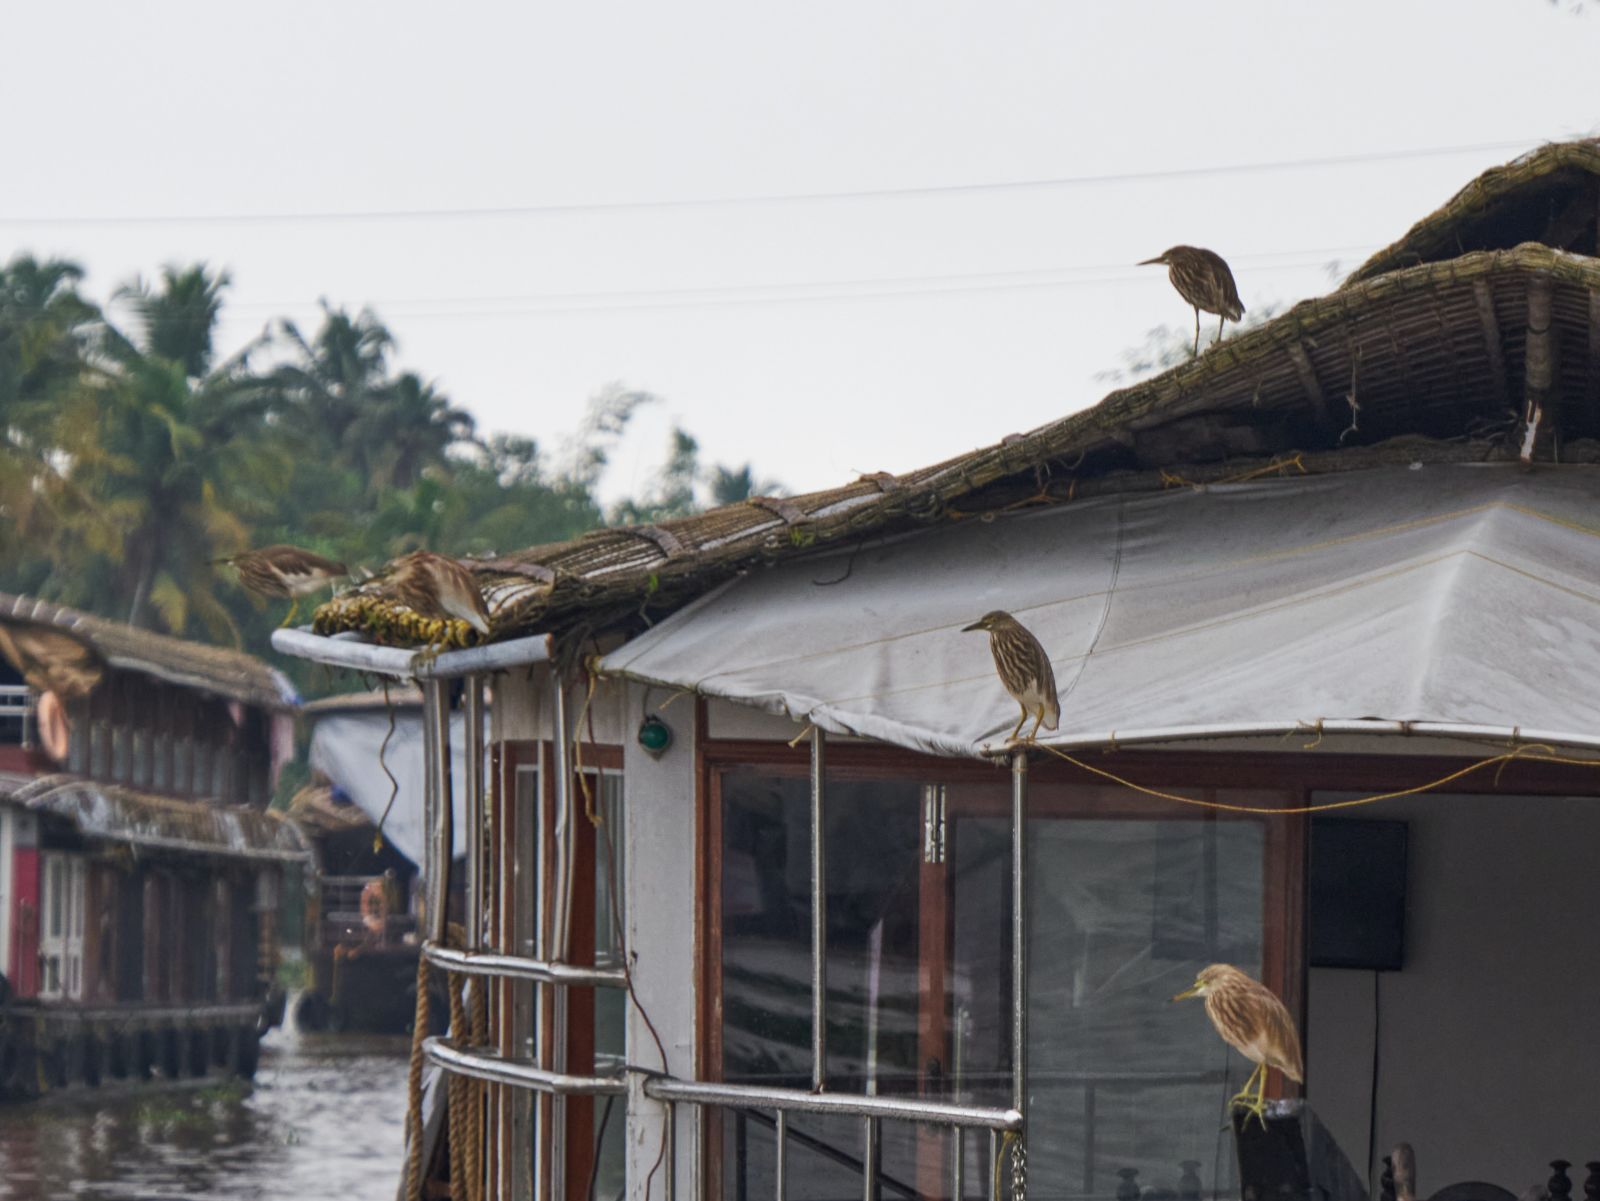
(622, 680, 699, 1201)
(1306, 793, 1600, 1194)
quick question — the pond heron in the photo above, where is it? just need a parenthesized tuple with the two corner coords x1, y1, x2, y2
(963, 610, 1060, 743)
(214, 544, 349, 627)
(1172, 963, 1302, 1126)
(1139, 246, 1245, 356)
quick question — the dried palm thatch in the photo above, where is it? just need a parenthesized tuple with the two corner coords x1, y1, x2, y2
(1346, 139, 1600, 284)
(313, 238, 1600, 662)
(3, 773, 314, 862)
(0, 591, 294, 708)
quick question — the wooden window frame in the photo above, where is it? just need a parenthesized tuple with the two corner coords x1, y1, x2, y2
(495, 737, 625, 1201)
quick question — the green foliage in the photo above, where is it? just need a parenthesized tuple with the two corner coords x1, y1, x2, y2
(0, 253, 782, 697)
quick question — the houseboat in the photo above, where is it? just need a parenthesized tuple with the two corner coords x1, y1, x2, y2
(288, 687, 463, 1033)
(273, 141, 1600, 1201)
(1, 592, 309, 1100)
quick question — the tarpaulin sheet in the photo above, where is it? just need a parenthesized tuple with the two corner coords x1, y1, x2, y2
(310, 710, 466, 865)
(602, 465, 1600, 758)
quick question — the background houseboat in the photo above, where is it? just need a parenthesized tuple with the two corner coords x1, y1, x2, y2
(288, 686, 472, 1034)
(275, 142, 1600, 1201)
(0, 591, 309, 1101)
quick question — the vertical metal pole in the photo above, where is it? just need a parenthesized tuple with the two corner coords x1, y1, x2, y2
(463, 675, 484, 950)
(550, 675, 572, 1201)
(424, 678, 452, 946)
(1010, 750, 1028, 1119)
(810, 726, 828, 1091)
(862, 1117, 878, 1201)
(951, 1126, 964, 1201)
(775, 1110, 788, 1201)
(663, 1101, 677, 1201)
(987, 1130, 999, 1201)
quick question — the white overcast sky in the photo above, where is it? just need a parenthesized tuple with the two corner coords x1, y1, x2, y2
(4, 1, 1598, 504)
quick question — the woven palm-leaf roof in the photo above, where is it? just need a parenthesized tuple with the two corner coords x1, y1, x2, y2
(0, 590, 295, 708)
(1346, 139, 1600, 284)
(312, 144, 1600, 660)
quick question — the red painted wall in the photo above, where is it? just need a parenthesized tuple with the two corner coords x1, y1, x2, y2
(8, 846, 39, 997)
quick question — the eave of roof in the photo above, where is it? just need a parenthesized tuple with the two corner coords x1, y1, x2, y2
(2, 773, 313, 863)
(0, 591, 296, 709)
(1346, 139, 1600, 284)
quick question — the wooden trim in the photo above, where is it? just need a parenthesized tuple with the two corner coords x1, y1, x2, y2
(702, 738, 1600, 797)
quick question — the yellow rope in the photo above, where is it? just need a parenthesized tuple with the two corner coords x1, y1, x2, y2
(993, 1130, 1019, 1201)
(1030, 739, 1600, 814)
(404, 954, 431, 1201)
(447, 972, 469, 1201)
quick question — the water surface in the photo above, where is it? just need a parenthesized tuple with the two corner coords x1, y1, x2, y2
(0, 1031, 407, 1201)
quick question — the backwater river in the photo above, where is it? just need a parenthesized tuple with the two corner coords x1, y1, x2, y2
(0, 1030, 407, 1201)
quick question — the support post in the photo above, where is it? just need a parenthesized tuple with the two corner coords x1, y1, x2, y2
(810, 726, 828, 1091)
(423, 678, 452, 946)
(1471, 279, 1510, 410)
(776, 1110, 788, 1201)
(1010, 751, 1028, 1119)
(464, 675, 484, 949)
(1520, 272, 1559, 463)
(549, 674, 572, 1201)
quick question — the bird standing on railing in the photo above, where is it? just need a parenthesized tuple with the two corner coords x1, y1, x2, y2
(387, 549, 492, 645)
(963, 610, 1060, 743)
(214, 545, 350, 627)
(1139, 246, 1245, 357)
(1172, 963, 1302, 1127)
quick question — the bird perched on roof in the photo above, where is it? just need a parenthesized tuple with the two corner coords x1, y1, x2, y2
(963, 610, 1060, 743)
(1172, 964, 1302, 1127)
(213, 545, 349, 627)
(1139, 246, 1245, 357)
(386, 550, 492, 645)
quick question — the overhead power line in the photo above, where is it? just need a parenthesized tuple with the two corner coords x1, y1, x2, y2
(222, 244, 1372, 320)
(0, 138, 1549, 228)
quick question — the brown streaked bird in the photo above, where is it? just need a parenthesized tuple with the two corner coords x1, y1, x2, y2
(387, 550, 492, 640)
(214, 545, 349, 627)
(962, 610, 1060, 743)
(1172, 963, 1303, 1127)
(1139, 245, 1245, 357)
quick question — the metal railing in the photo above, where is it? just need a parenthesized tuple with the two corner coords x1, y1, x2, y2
(417, 676, 1034, 1201)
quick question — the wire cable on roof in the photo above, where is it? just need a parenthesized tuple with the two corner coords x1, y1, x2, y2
(0, 138, 1548, 228)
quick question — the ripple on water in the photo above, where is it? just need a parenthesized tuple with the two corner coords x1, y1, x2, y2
(0, 1034, 410, 1201)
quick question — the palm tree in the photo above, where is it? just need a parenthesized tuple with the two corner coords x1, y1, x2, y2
(82, 265, 284, 637)
(274, 301, 395, 473)
(0, 255, 103, 558)
(350, 371, 477, 491)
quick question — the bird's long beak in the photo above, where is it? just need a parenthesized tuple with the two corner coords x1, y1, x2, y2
(1171, 983, 1202, 1002)
(1137, 256, 1165, 266)
(961, 621, 984, 632)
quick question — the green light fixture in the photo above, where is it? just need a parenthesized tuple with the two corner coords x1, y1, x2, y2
(637, 714, 673, 757)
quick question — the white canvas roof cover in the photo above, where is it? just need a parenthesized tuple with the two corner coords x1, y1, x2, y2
(602, 464, 1600, 759)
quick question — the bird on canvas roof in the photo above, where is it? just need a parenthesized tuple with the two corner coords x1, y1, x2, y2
(386, 549, 492, 644)
(214, 544, 349, 627)
(1172, 963, 1303, 1127)
(1139, 245, 1245, 357)
(963, 610, 1060, 743)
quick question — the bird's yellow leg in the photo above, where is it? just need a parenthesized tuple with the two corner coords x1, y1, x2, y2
(1026, 706, 1045, 742)
(1192, 307, 1201, 358)
(1008, 705, 1028, 743)
(278, 598, 300, 629)
(1227, 1063, 1263, 1109)
(1215, 314, 1225, 346)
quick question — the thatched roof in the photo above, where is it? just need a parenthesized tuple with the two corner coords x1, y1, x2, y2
(0, 591, 295, 708)
(2, 773, 313, 862)
(309, 143, 1600, 662)
(1346, 139, 1600, 284)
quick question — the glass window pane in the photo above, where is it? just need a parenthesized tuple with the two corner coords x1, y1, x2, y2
(951, 815, 1266, 1201)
